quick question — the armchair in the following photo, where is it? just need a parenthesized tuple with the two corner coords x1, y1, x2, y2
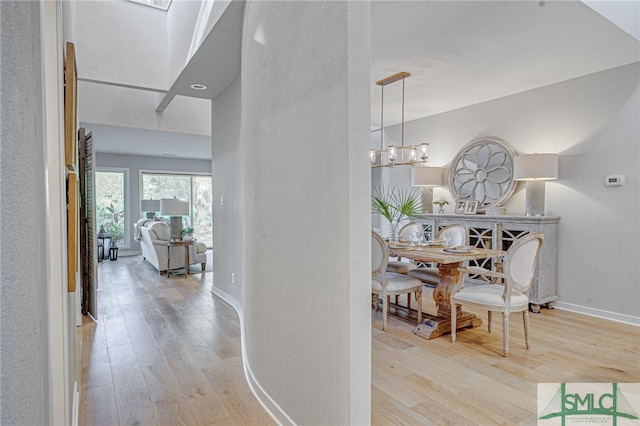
(138, 220, 207, 274)
(450, 232, 544, 356)
(371, 231, 423, 331)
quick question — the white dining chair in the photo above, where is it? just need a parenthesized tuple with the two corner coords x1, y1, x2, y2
(386, 221, 424, 275)
(408, 224, 467, 286)
(371, 231, 423, 331)
(450, 232, 544, 356)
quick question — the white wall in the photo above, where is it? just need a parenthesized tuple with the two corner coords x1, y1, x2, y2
(166, 0, 200, 83)
(211, 2, 372, 424)
(74, 0, 168, 89)
(384, 63, 640, 320)
(211, 76, 243, 305)
(1, 2, 71, 423)
(78, 82, 212, 136)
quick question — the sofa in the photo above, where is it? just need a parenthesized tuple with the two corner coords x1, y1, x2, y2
(135, 219, 207, 274)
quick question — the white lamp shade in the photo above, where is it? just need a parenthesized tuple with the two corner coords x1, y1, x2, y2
(160, 198, 189, 216)
(513, 154, 558, 181)
(140, 199, 160, 212)
(411, 166, 442, 187)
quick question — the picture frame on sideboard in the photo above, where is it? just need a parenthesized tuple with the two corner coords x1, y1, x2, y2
(464, 200, 479, 214)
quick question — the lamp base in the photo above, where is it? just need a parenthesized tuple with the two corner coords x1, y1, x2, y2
(420, 187, 434, 214)
(169, 216, 183, 241)
(525, 181, 546, 216)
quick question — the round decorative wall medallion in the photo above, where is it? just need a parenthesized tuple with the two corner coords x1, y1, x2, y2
(448, 136, 517, 212)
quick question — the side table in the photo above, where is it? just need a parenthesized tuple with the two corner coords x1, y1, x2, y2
(167, 240, 193, 278)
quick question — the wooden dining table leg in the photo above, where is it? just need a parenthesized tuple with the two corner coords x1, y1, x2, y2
(421, 262, 482, 339)
(433, 263, 460, 319)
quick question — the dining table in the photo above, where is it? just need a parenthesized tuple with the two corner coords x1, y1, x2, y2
(387, 242, 505, 339)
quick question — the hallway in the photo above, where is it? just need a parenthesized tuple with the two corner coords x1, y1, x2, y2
(79, 256, 274, 425)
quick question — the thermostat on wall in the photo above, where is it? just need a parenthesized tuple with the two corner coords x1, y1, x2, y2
(605, 175, 625, 187)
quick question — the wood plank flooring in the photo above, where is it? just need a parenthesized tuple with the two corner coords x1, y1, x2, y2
(80, 256, 640, 425)
(371, 292, 640, 425)
(78, 256, 275, 426)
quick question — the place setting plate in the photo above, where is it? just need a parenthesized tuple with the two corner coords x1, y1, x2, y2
(388, 243, 410, 250)
(441, 246, 478, 255)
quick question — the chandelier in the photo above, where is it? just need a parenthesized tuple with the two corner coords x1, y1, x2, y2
(370, 71, 429, 168)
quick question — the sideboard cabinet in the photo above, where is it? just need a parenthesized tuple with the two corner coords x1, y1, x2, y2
(414, 214, 560, 312)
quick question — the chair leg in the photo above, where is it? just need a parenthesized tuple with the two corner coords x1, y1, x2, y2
(523, 310, 531, 350)
(487, 311, 492, 333)
(502, 312, 510, 357)
(416, 290, 422, 325)
(451, 302, 457, 343)
(382, 296, 389, 331)
(407, 292, 411, 310)
(201, 263, 206, 271)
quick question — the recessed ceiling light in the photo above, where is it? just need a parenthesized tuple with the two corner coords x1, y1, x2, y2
(190, 83, 207, 91)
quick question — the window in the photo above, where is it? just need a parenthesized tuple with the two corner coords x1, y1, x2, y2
(141, 172, 213, 247)
(96, 169, 129, 247)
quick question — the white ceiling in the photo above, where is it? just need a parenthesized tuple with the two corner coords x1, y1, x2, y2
(81, 122, 212, 160)
(370, 0, 640, 127)
(88, 0, 640, 160)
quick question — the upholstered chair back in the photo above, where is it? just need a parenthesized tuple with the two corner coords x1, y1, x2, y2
(148, 221, 171, 241)
(505, 234, 544, 294)
(371, 231, 387, 277)
(398, 222, 423, 241)
(438, 224, 466, 246)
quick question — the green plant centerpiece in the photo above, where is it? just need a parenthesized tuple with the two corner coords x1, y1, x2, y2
(180, 227, 194, 241)
(371, 186, 423, 242)
(432, 197, 449, 214)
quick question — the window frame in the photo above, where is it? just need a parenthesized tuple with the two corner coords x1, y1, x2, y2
(95, 167, 131, 249)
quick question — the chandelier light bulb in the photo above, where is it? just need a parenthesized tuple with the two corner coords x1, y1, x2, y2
(388, 145, 397, 163)
(409, 146, 417, 163)
(420, 142, 429, 163)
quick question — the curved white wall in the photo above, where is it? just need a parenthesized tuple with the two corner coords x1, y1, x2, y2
(212, 2, 371, 424)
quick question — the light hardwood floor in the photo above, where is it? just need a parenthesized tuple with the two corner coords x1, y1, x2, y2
(79, 256, 275, 426)
(371, 293, 640, 425)
(80, 256, 640, 425)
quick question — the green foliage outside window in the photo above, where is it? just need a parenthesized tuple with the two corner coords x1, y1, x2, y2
(96, 171, 126, 244)
(142, 173, 213, 247)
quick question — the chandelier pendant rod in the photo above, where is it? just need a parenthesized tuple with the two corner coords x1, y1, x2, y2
(372, 71, 417, 168)
(380, 81, 384, 153)
(401, 74, 405, 161)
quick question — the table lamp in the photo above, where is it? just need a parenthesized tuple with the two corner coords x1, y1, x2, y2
(140, 199, 160, 219)
(513, 153, 558, 216)
(160, 198, 189, 240)
(411, 166, 442, 213)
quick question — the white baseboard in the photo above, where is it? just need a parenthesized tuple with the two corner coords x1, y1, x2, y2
(210, 285, 294, 425)
(72, 381, 79, 426)
(553, 301, 640, 326)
